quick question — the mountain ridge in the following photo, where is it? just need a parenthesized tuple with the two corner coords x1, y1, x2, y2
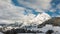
(38, 17, 60, 28)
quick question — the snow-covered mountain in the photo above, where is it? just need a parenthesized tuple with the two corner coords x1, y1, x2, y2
(20, 12, 51, 28)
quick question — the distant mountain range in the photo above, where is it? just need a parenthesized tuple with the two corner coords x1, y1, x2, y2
(0, 17, 60, 29)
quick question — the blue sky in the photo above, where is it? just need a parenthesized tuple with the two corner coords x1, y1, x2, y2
(12, 0, 60, 17)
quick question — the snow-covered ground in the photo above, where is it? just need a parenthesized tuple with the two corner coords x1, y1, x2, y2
(0, 32, 60, 34)
(0, 32, 3, 34)
(26, 24, 60, 33)
(17, 33, 60, 34)
(17, 33, 45, 34)
(0, 32, 46, 34)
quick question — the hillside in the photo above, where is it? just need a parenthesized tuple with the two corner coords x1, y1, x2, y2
(38, 17, 60, 28)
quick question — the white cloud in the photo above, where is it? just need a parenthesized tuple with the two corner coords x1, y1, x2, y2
(54, 15, 60, 17)
(17, 0, 52, 11)
(0, 0, 27, 24)
(0, 20, 14, 24)
(0, 0, 26, 20)
(49, 9, 56, 12)
(56, 4, 60, 9)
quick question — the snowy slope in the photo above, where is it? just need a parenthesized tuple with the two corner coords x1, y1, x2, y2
(20, 12, 51, 28)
